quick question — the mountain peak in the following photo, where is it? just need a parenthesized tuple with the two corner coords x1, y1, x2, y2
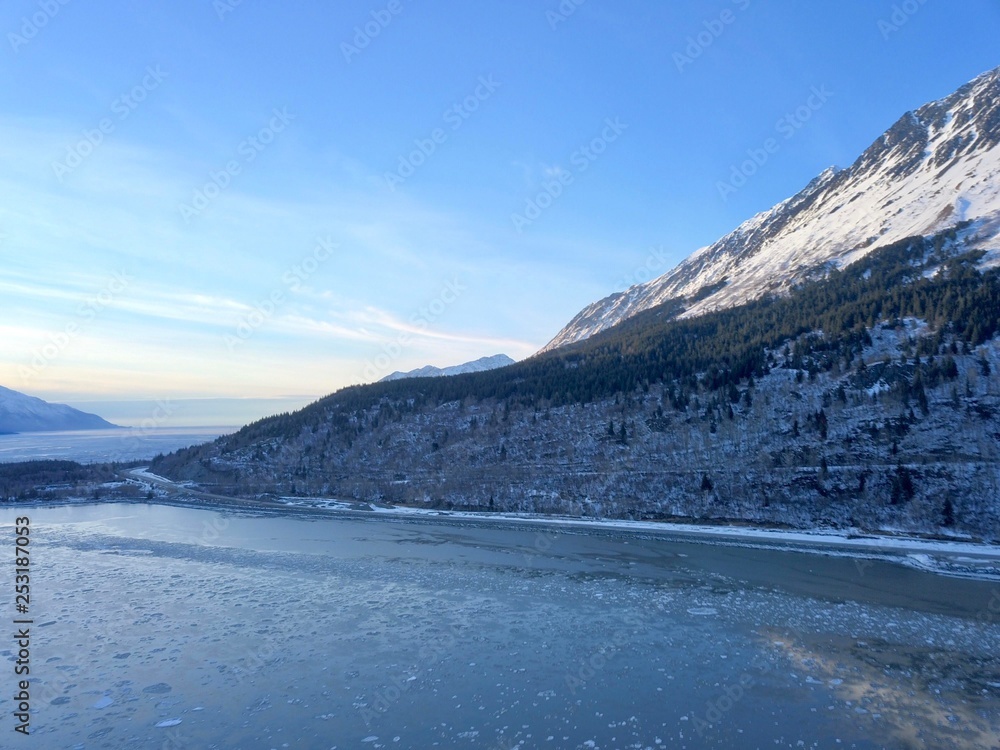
(542, 66, 1000, 353)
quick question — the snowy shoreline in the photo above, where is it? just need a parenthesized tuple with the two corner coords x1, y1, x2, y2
(271, 496, 1000, 581)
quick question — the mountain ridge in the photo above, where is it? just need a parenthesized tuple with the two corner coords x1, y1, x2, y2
(380, 354, 515, 382)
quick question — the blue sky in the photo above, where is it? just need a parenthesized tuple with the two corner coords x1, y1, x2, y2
(2, 0, 1000, 422)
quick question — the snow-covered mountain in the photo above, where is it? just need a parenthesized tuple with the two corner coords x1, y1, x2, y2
(543, 65, 1000, 352)
(0, 386, 117, 433)
(380, 354, 515, 382)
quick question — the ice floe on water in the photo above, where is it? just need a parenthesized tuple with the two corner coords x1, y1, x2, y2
(686, 607, 718, 616)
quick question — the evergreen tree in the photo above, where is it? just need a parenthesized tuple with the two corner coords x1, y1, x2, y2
(942, 497, 955, 527)
(816, 409, 828, 440)
(890, 465, 916, 505)
(913, 371, 929, 415)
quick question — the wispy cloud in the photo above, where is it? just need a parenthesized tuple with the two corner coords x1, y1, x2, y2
(0, 117, 547, 399)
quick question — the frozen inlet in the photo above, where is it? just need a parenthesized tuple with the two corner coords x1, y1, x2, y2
(3, 503, 998, 750)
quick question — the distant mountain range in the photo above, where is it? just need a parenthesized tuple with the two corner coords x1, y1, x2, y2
(380, 354, 515, 382)
(0, 386, 117, 433)
(543, 65, 1000, 352)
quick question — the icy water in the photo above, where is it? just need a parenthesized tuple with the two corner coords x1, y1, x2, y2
(0, 427, 234, 464)
(1, 504, 999, 750)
